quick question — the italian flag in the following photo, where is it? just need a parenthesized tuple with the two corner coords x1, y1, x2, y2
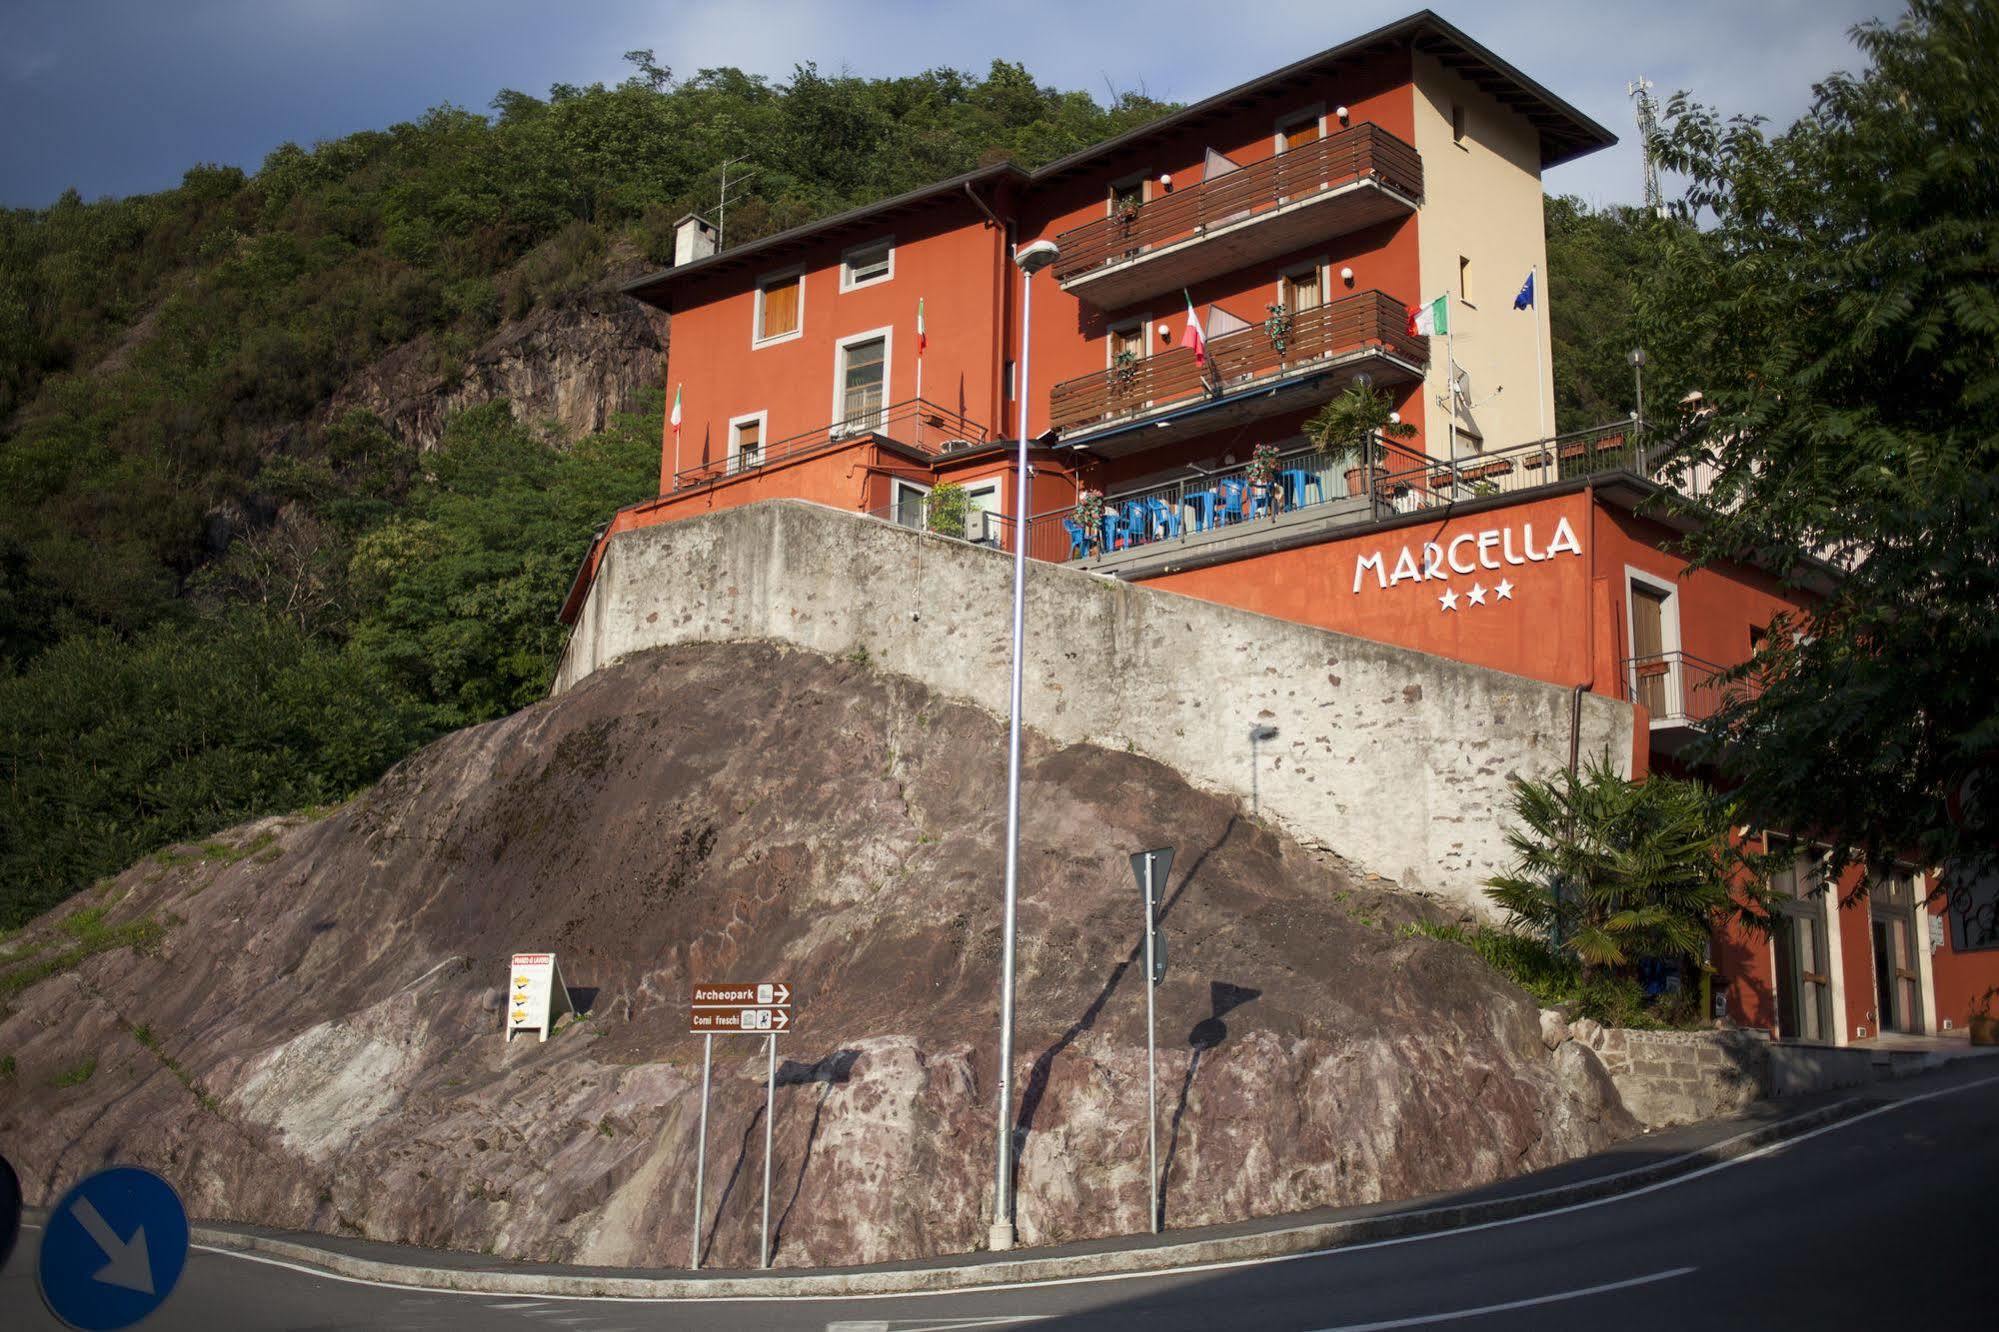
(916, 298, 927, 357)
(1183, 292, 1207, 366)
(1407, 295, 1448, 338)
(669, 383, 682, 430)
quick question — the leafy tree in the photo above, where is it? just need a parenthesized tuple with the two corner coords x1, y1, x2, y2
(1543, 196, 1654, 433)
(1637, 0, 1999, 885)
(1486, 757, 1775, 973)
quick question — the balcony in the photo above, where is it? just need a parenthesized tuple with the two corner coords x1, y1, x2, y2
(1052, 123, 1422, 309)
(1016, 421, 1670, 579)
(1048, 289, 1426, 454)
(1620, 650, 1760, 756)
(668, 398, 988, 491)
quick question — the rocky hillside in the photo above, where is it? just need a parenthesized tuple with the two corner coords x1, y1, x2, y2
(0, 640, 1632, 1269)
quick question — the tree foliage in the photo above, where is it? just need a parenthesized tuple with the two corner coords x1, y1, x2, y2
(1486, 757, 1775, 972)
(1637, 0, 1999, 882)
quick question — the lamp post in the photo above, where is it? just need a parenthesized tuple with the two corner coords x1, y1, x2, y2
(1629, 347, 1647, 433)
(991, 236, 1060, 1253)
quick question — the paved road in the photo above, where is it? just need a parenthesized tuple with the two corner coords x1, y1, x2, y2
(7, 1065, 1995, 1331)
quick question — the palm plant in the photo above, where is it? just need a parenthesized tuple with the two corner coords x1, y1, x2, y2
(1485, 756, 1777, 974)
(1304, 383, 1415, 469)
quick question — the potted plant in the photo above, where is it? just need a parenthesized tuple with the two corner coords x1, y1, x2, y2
(924, 480, 973, 540)
(1305, 383, 1416, 496)
(1264, 301, 1293, 358)
(1108, 348, 1140, 395)
(1971, 987, 1999, 1046)
(1075, 488, 1105, 540)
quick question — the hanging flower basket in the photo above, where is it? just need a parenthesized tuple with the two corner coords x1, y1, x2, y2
(1108, 349, 1140, 395)
(1264, 302, 1293, 357)
(1075, 488, 1105, 535)
(1246, 443, 1281, 487)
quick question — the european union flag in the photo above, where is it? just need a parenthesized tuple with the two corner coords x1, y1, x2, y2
(1513, 271, 1535, 310)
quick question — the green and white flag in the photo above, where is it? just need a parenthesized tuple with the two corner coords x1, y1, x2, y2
(1406, 295, 1448, 338)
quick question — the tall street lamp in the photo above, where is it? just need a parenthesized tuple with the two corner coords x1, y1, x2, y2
(991, 236, 1059, 1253)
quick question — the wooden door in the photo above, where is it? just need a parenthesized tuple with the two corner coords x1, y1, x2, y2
(1630, 585, 1671, 716)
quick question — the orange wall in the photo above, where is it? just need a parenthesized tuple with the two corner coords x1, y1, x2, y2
(660, 201, 1007, 488)
(1140, 490, 1599, 689)
(1929, 882, 1999, 1030)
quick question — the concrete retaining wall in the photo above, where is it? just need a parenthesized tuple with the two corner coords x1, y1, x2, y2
(553, 501, 1635, 911)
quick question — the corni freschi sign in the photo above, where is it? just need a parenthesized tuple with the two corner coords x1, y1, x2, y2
(1350, 515, 1584, 611)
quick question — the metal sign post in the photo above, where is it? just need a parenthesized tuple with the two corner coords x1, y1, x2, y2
(761, 1032, 777, 1269)
(1130, 847, 1174, 1235)
(691, 1032, 712, 1270)
(687, 982, 792, 1271)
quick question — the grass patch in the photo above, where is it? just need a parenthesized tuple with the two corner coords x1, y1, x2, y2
(1402, 921, 1702, 1030)
(50, 1055, 97, 1087)
(1, 1053, 15, 1081)
(0, 912, 167, 1005)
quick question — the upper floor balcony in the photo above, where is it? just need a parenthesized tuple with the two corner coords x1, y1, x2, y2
(1048, 289, 1426, 454)
(1051, 123, 1423, 309)
(667, 397, 988, 492)
(1620, 649, 1761, 757)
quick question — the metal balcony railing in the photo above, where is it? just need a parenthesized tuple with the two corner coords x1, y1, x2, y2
(1620, 650, 1759, 727)
(1051, 123, 1423, 286)
(669, 398, 989, 491)
(1048, 290, 1424, 438)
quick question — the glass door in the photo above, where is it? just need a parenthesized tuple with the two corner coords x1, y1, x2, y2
(1775, 907, 1833, 1042)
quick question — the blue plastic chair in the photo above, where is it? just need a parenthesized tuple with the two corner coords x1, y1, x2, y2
(1101, 513, 1126, 551)
(1280, 468, 1324, 509)
(1120, 500, 1151, 544)
(1217, 478, 1248, 524)
(1062, 518, 1091, 560)
(1146, 497, 1183, 539)
(1185, 490, 1220, 532)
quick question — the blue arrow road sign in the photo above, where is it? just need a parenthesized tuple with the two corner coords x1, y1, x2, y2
(37, 1166, 188, 1331)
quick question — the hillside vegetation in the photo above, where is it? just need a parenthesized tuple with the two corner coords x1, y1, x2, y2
(0, 50, 1648, 927)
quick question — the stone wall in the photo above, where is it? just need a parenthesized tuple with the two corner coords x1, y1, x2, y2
(553, 500, 1635, 912)
(1561, 1017, 1962, 1129)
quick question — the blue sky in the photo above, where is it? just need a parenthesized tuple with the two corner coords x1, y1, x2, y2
(1, 0, 1900, 211)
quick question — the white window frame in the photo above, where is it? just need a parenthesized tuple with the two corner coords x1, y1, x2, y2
(752, 265, 806, 348)
(1104, 314, 1153, 368)
(1105, 169, 1154, 217)
(961, 480, 1002, 544)
(1274, 257, 1328, 311)
(727, 410, 768, 474)
(1273, 103, 1327, 154)
(1624, 567, 1683, 722)
(838, 236, 896, 292)
(1764, 834, 1847, 1044)
(830, 324, 895, 434)
(891, 478, 931, 529)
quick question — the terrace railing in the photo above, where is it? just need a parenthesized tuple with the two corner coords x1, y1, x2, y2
(670, 398, 988, 491)
(1048, 290, 1423, 437)
(1051, 123, 1423, 285)
(1620, 649, 1758, 728)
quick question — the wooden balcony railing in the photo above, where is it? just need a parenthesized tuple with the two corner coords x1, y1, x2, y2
(1051, 123, 1422, 285)
(1048, 289, 1425, 437)
(669, 398, 988, 491)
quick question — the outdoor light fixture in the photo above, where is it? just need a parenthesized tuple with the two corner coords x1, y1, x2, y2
(992, 235, 1060, 1254)
(1158, 172, 1172, 190)
(1388, 411, 1401, 424)
(1339, 266, 1355, 286)
(1335, 105, 1350, 123)
(1629, 347, 1647, 431)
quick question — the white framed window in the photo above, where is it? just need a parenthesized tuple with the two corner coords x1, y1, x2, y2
(728, 411, 767, 473)
(1105, 315, 1151, 367)
(1277, 260, 1325, 312)
(1106, 169, 1153, 218)
(839, 236, 895, 291)
(831, 325, 893, 435)
(1274, 103, 1327, 154)
(1624, 567, 1682, 722)
(753, 267, 805, 347)
(891, 478, 930, 530)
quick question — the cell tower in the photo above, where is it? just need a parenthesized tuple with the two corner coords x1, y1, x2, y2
(1627, 76, 1664, 218)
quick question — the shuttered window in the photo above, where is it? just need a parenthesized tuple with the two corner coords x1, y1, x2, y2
(757, 275, 801, 342)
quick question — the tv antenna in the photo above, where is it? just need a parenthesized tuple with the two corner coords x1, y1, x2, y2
(1627, 77, 1664, 218)
(715, 155, 757, 250)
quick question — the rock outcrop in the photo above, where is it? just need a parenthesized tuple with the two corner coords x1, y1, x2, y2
(322, 285, 665, 450)
(0, 641, 1634, 1270)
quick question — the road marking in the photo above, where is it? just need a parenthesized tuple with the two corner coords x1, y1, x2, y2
(155, 1069, 1999, 1306)
(828, 1319, 1046, 1332)
(1299, 1266, 1695, 1330)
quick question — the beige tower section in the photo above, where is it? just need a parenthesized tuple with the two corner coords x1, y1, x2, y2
(1410, 49, 1557, 458)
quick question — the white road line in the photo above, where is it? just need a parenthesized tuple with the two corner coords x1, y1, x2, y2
(1299, 1266, 1696, 1330)
(171, 1069, 1999, 1306)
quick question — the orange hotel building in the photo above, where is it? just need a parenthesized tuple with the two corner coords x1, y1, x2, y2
(561, 11, 1999, 1044)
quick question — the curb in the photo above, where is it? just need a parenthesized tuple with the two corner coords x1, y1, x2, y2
(35, 1094, 1870, 1301)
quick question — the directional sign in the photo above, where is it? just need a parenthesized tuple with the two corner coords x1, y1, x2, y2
(505, 952, 574, 1044)
(1130, 848, 1175, 920)
(38, 1166, 188, 1331)
(689, 982, 793, 1036)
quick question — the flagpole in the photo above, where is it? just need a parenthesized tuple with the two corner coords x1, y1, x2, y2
(1532, 265, 1548, 443)
(1445, 295, 1457, 473)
